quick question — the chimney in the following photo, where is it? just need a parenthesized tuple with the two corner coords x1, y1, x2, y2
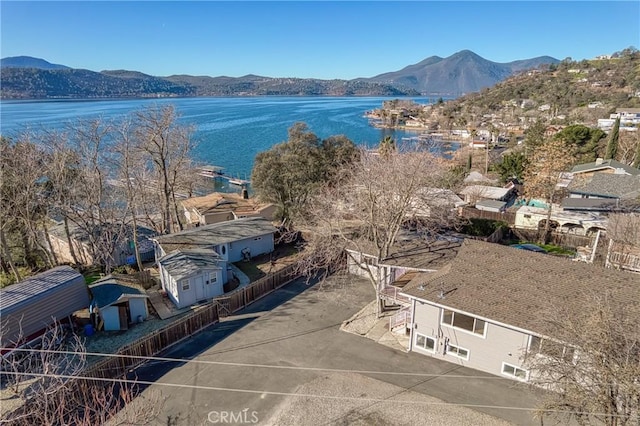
(595, 158, 604, 165)
(241, 188, 249, 199)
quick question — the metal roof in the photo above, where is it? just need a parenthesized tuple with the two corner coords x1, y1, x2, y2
(0, 266, 85, 312)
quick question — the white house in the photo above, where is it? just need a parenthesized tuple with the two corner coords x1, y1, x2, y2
(89, 277, 149, 331)
(153, 217, 277, 309)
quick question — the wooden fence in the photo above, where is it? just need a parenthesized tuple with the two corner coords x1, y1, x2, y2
(214, 263, 299, 317)
(83, 262, 300, 380)
(84, 301, 220, 380)
(460, 206, 517, 224)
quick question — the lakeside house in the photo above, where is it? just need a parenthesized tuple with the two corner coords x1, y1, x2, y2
(46, 221, 156, 269)
(181, 191, 277, 227)
(399, 239, 639, 382)
(153, 217, 277, 309)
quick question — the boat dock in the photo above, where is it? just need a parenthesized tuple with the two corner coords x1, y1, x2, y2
(198, 165, 251, 186)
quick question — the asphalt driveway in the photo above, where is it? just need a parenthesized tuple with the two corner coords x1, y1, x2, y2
(129, 275, 544, 425)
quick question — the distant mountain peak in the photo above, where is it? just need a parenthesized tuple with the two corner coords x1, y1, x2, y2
(1, 56, 70, 70)
(367, 49, 559, 95)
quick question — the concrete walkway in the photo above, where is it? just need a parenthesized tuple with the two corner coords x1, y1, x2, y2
(341, 301, 411, 353)
(229, 263, 251, 288)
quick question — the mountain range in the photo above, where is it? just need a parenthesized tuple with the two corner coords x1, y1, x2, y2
(0, 51, 559, 99)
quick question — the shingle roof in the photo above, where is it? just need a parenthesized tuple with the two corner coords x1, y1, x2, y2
(571, 159, 639, 176)
(155, 217, 277, 253)
(0, 266, 84, 311)
(158, 248, 222, 281)
(401, 240, 640, 337)
(568, 173, 640, 199)
(348, 237, 463, 271)
(181, 192, 273, 217)
(89, 278, 147, 309)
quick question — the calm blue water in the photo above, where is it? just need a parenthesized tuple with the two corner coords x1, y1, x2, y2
(0, 96, 446, 177)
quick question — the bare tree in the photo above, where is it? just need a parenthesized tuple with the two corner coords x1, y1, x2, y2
(133, 105, 196, 234)
(1, 323, 162, 425)
(295, 147, 457, 316)
(523, 138, 576, 243)
(524, 294, 640, 426)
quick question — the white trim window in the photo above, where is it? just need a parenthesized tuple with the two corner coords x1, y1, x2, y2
(442, 309, 486, 336)
(415, 334, 436, 353)
(180, 279, 190, 291)
(446, 343, 469, 360)
(502, 362, 528, 381)
(529, 336, 576, 362)
(209, 273, 217, 284)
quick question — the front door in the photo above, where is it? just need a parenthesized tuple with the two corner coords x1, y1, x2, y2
(118, 305, 128, 330)
(194, 275, 206, 302)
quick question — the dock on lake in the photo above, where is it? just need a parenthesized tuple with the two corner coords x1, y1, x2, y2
(198, 165, 251, 186)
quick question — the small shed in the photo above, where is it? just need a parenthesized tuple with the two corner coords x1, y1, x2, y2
(89, 278, 149, 331)
(0, 266, 89, 348)
(475, 199, 507, 213)
(158, 248, 225, 309)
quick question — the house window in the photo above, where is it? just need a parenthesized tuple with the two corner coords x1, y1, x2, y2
(524, 214, 532, 219)
(529, 336, 575, 362)
(446, 343, 469, 360)
(180, 279, 190, 291)
(221, 245, 226, 255)
(209, 273, 217, 284)
(415, 334, 436, 353)
(442, 310, 486, 336)
(502, 362, 528, 381)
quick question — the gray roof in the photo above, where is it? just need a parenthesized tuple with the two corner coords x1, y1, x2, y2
(568, 173, 640, 199)
(89, 278, 148, 309)
(155, 217, 277, 253)
(158, 248, 222, 281)
(348, 236, 463, 271)
(0, 266, 85, 312)
(571, 159, 639, 176)
(401, 240, 640, 337)
(561, 197, 621, 211)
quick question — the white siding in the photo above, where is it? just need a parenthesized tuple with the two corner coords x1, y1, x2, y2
(100, 306, 121, 331)
(129, 298, 148, 323)
(411, 300, 530, 379)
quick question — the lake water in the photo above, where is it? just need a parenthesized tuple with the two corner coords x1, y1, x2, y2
(0, 96, 448, 177)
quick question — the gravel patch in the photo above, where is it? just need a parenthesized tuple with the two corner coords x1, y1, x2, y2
(264, 372, 513, 426)
(340, 300, 382, 336)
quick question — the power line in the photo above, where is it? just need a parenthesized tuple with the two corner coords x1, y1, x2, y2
(0, 370, 538, 413)
(2, 370, 633, 420)
(1, 346, 513, 380)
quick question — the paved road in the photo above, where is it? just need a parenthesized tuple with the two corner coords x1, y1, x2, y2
(130, 275, 545, 426)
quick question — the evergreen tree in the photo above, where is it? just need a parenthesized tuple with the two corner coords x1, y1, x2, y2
(378, 135, 396, 159)
(604, 117, 620, 160)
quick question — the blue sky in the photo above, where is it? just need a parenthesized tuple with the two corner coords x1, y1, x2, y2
(1, 1, 638, 79)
